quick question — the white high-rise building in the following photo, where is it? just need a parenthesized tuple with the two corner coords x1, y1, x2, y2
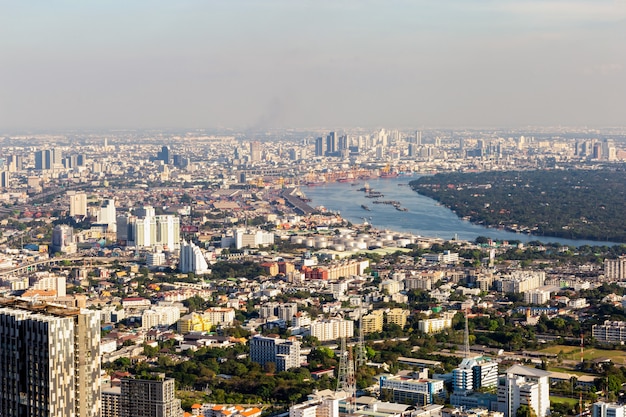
(310, 318, 354, 342)
(592, 402, 626, 417)
(98, 199, 117, 232)
(68, 191, 87, 217)
(155, 215, 180, 250)
(127, 208, 180, 251)
(179, 240, 209, 274)
(497, 365, 550, 417)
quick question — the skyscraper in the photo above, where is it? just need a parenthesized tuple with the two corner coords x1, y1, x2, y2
(326, 132, 337, 155)
(0, 170, 9, 188)
(126, 208, 180, 250)
(0, 300, 101, 417)
(250, 141, 262, 162)
(158, 145, 171, 164)
(315, 137, 326, 157)
(179, 240, 209, 274)
(98, 199, 117, 232)
(68, 191, 88, 217)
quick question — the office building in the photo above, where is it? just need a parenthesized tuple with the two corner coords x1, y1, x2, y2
(0, 300, 100, 417)
(326, 132, 337, 155)
(158, 146, 171, 164)
(0, 170, 9, 188)
(380, 373, 445, 406)
(592, 402, 626, 417)
(452, 356, 499, 393)
(497, 365, 550, 417)
(35, 148, 63, 171)
(249, 335, 301, 371)
(68, 191, 88, 217)
(315, 137, 326, 157)
(119, 376, 183, 417)
(179, 240, 209, 274)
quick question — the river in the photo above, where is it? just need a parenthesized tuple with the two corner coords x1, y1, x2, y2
(303, 175, 622, 247)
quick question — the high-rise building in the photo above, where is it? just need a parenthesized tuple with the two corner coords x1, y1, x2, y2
(119, 376, 183, 417)
(315, 137, 325, 157)
(68, 191, 88, 217)
(179, 240, 209, 274)
(0, 300, 101, 417)
(605, 256, 626, 280)
(155, 214, 180, 250)
(98, 199, 117, 232)
(250, 141, 262, 162)
(497, 365, 550, 417)
(326, 132, 337, 155)
(52, 224, 77, 254)
(249, 335, 301, 371)
(158, 146, 171, 164)
(126, 207, 180, 250)
(310, 318, 354, 342)
(0, 170, 9, 188)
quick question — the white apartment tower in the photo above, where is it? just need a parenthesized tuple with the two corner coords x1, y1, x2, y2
(68, 191, 88, 217)
(179, 240, 209, 274)
(98, 199, 117, 232)
(126, 207, 180, 250)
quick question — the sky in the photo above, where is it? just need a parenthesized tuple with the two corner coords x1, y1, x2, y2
(0, 0, 625, 130)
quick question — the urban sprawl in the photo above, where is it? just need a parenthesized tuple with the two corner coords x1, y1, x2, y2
(1, 127, 626, 417)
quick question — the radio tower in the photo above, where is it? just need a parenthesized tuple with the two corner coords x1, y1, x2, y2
(464, 309, 471, 358)
(355, 305, 367, 367)
(579, 332, 584, 416)
(336, 337, 356, 413)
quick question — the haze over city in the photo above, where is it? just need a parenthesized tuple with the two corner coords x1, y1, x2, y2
(1, 0, 625, 131)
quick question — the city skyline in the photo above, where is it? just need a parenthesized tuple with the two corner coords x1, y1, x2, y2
(1, 0, 624, 131)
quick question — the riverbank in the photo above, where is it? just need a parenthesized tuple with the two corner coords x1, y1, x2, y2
(303, 176, 623, 247)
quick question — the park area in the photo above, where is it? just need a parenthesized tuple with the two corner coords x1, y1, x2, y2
(538, 345, 626, 365)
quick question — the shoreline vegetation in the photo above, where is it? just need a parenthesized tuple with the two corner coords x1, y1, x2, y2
(409, 169, 626, 243)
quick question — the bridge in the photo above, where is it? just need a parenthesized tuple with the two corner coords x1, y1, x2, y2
(0, 256, 134, 277)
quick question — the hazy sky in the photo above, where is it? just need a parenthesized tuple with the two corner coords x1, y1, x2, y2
(1, 0, 624, 130)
